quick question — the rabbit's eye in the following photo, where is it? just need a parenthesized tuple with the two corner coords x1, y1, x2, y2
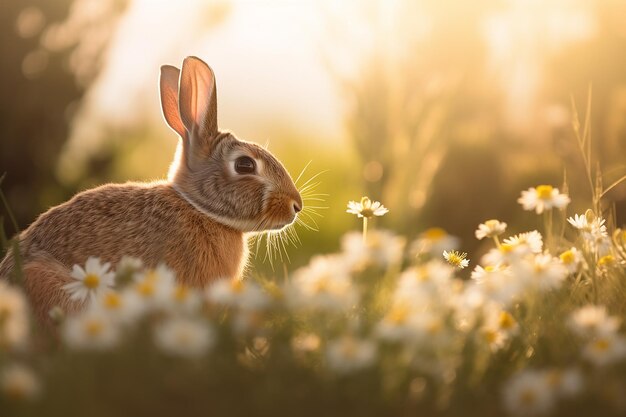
(234, 156, 256, 174)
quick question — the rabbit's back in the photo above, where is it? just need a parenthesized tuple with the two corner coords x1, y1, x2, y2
(19, 181, 246, 286)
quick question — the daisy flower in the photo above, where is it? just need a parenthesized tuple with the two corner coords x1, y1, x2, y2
(206, 278, 270, 312)
(512, 253, 567, 292)
(411, 228, 460, 257)
(340, 230, 406, 270)
(502, 230, 544, 255)
(62, 257, 115, 303)
(582, 334, 626, 367)
(503, 370, 557, 417)
(291, 333, 321, 356)
(544, 368, 584, 398)
(91, 289, 143, 325)
(154, 316, 214, 359)
(0, 364, 40, 401)
(0, 282, 29, 350)
(346, 196, 388, 218)
(568, 305, 620, 338)
(131, 264, 176, 310)
(558, 247, 583, 274)
(285, 255, 358, 312)
(567, 210, 607, 239)
(518, 185, 570, 214)
(326, 336, 377, 374)
(63, 309, 121, 350)
(475, 219, 507, 240)
(470, 265, 521, 306)
(443, 250, 470, 269)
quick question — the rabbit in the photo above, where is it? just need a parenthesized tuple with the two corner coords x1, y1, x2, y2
(0, 56, 303, 324)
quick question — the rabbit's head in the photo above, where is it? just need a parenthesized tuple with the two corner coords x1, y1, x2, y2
(159, 56, 302, 232)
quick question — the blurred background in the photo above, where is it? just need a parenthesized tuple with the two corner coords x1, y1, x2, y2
(1, 0, 626, 273)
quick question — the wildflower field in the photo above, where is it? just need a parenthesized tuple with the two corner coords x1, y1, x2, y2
(1, 174, 626, 417)
(4, 1, 626, 416)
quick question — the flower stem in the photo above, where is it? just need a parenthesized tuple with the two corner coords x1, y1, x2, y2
(544, 210, 554, 251)
(362, 217, 368, 243)
(492, 236, 501, 249)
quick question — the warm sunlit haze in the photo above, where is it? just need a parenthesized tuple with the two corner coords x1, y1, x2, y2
(1, 1, 626, 416)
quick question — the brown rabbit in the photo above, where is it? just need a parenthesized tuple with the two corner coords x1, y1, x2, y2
(0, 56, 303, 323)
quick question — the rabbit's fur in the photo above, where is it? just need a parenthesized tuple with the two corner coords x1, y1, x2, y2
(0, 57, 302, 323)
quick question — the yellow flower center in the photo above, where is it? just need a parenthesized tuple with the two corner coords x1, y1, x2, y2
(136, 280, 155, 297)
(520, 389, 536, 405)
(536, 185, 553, 199)
(423, 227, 446, 241)
(386, 304, 410, 324)
(598, 255, 615, 267)
(230, 279, 245, 293)
(415, 266, 430, 282)
(500, 244, 514, 253)
(426, 319, 442, 335)
(312, 276, 331, 294)
(483, 329, 498, 344)
(83, 273, 100, 289)
(175, 330, 193, 346)
(593, 338, 611, 352)
(484, 219, 499, 228)
(546, 371, 562, 387)
(559, 250, 575, 264)
(340, 339, 358, 358)
(484, 265, 495, 272)
(3, 382, 28, 401)
(84, 319, 104, 337)
(103, 292, 121, 309)
(445, 251, 467, 268)
(265, 282, 284, 300)
(174, 285, 189, 301)
(498, 311, 516, 330)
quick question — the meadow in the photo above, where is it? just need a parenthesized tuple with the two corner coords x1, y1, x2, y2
(2, 1, 626, 416)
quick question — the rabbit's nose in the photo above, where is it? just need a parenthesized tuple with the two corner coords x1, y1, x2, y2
(293, 202, 302, 213)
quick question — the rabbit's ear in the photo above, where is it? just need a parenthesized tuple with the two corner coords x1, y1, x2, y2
(159, 65, 186, 138)
(179, 56, 218, 140)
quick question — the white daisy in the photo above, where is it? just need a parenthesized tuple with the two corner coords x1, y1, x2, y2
(567, 210, 607, 239)
(582, 334, 626, 367)
(470, 265, 521, 306)
(512, 254, 567, 292)
(131, 264, 176, 310)
(480, 308, 519, 352)
(91, 289, 143, 325)
(411, 228, 460, 257)
(0, 282, 29, 350)
(544, 368, 584, 398)
(291, 333, 321, 355)
(62, 257, 115, 303)
(558, 247, 583, 274)
(340, 230, 406, 270)
(442, 250, 470, 269)
(568, 305, 620, 338)
(503, 370, 557, 416)
(206, 278, 270, 312)
(394, 261, 454, 305)
(63, 309, 121, 350)
(346, 196, 388, 219)
(475, 220, 507, 240)
(165, 285, 203, 314)
(154, 316, 214, 359)
(502, 231, 544, 255)
(285, 255, 358, 312)
(326, 336, 377, 374)
(0, 364, 40, 401)
(518, 185, 570, 214)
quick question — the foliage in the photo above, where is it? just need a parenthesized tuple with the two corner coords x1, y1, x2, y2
(1, 178, 626, 417)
